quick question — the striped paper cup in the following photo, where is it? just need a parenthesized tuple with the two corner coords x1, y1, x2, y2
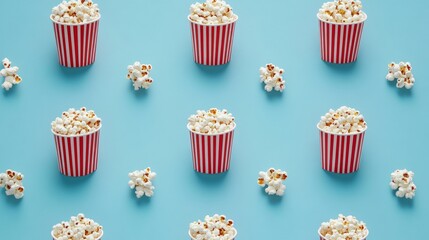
(318, 125, 367, 174)
(189, 229, 237, 240)
(189, 16, 238, 66)
(51, 16, 100, 68)
(52, 230, 103, 240)
(318, 13, 367, 64)
(188, 123, 236, 174)
(318, 227, 368, 240)
(53, 126, 101, 177)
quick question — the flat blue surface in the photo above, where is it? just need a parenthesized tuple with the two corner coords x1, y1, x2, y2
(0, 0, 427, 239)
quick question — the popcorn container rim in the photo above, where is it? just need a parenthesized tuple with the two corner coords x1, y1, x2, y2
(318, 227, 369, 240)
(317, 12, 367, 25)
(187, 15, 238, 27)
(51, 229, 103, 240)
(50, 14, 101, 26)
(51, 124, 102, 138)
(317, 123, 367, 136)
(187, 122, 236, 136)
(188, 228, 237, 240)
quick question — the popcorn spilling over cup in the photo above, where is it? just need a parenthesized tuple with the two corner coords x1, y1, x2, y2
(128, 168, 156, 198)
(188, 0, 238, 65)
(1, 58, 22, 91)
(0, 169, 25, 199)
(317, 0, 367, 64)
(386, 62, 415, 89)
(257, 168, 288, 196)
(52, 213, 103, 240)
(189, 214, 237, 240)
(259, 64, 286, 92)
(319, 214, 368, 240)
(317, 106, 367, 174)
(51, 107, 102, 177)
(188, 108, 236, 174)
(390, 169, 416, 199)
(51, 0, 101, 67)
(126, 62, 154, 91)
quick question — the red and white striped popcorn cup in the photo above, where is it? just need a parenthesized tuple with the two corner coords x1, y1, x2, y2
(188, 123, 236, 174)
(189, 229, 237, 240)
(318, 228, 368, 240)
(51, 16, 100, 68)
(52, 230, 103, 240)
(189, 16, 238, 66)
(53, 126, 101, 177)
(318, 13, 367, 64)
(318, 125, 367, 174)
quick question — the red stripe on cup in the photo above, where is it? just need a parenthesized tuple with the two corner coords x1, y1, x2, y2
(319, 129, 366, 174)
(318, 14, 366, 64)
(52, 17, 100, 68)
(188, 126, 235, 174)
(189, 18, 237, 66)
(53, 129, 101, 177)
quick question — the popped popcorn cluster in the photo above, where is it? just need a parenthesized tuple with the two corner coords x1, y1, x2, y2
(259, 64, 285, 92)
(319, 214, 368, 240)
(0, 169, 24, 199)
(189, 0, 238, 25)
(128, 168, 156, 198)
(257, 168, 288, 196)
(318, 106, 367, 134)
(318, 0, 365, 23)
(51, 0, 100, 24)
(1, 58, 22, 91)
(188, 108, 235, 135)
(51, 107, 101, 136)
(386, 62, 415, 89)
(126, 62, 154, 91)
(390, 169, 416, 199)
(189, 214, 236, 240)
(52, 213, 103, 240)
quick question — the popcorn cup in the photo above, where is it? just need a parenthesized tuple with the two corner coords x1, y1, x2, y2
(318, 228, 368, 240)
(188, 123, 236, 174)
(318, 125, 367, 174)
(189, 229, 237, 240)
(51, 16, 100, 68)
(317, 13, 367, 64)
(52, 126, 101, 177)
(52, 230, 103, 240)
(189, 16, 238, 66)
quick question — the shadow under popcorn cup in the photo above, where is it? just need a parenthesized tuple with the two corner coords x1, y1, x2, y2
(318, 227, 368, 240)
(52, 126, 101, 177)
(317, 13, 367, 64)
(52, 230, 103, 240)
(188, 16, 238, 66)
(188, 123, 236, 174)
(51, 15, 100, 68)
(189, 229, 237, 240)
(318, 124, 367, 174)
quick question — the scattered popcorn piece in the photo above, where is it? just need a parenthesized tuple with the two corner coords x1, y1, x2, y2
(1, 58, 22, 91)
(386, 62, 415, 89)
(128, 168, 156, 198)
(318, 106, 367, 134)
(52, 213, 103, 240)
(188, 108, 235, 135)
(189, 0, 238, 25)
(259, 63, 285, 92)
(318, 0, 365, 23)
(189, 214, 236, 240)
(51, 107, 101, 136)
(126, 62, 154, 91)
(258, 168, 288, 196)
(51, 0, 100, 24)
(390, 169, 416, 199)
(0, 169, 25, 199)
(319, 214, 368, 240)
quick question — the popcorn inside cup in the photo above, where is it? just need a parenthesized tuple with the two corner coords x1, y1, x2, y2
(189, 0, 238, 25)
(1, 58, 22, 91)
(318, 0, 365, 23)
(51, 107, 101, 136)
(51, 0, 100, 24)
(52, 213, 103, 240)
(189, 214, 236, 240)
(390, 169, 417, 199)
(188, 108, 235, 135)
(318, 106, 367, 134)
(319, 214, 368, 240)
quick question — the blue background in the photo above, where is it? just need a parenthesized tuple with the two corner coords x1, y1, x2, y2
(0, 0, 427, 239)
